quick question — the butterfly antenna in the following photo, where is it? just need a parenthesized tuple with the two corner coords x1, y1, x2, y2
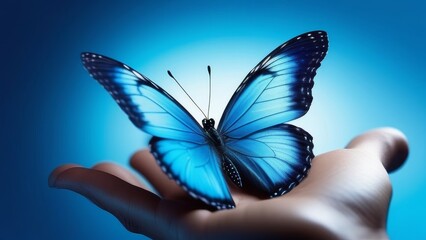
(167, 70, 207, 119)
(207, 65, 212, 119)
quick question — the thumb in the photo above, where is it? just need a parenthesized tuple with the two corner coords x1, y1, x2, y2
(345, 127, 409, 172)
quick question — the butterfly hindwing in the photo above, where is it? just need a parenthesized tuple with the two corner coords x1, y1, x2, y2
(150, 137, 234, 209)
(81, 53, 205, 143)
(224, 124, 314, 196)
(218, 31, 328, 138)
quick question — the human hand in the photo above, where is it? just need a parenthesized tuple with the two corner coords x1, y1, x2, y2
(49, 128, 408, 239)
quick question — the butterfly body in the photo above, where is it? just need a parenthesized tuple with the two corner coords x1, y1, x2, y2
(81, 31, 328, 210)
(201, 118, 244, 189)
(202, 118, 224, 147)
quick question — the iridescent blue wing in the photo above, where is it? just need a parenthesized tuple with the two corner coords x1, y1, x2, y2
(150, 137, 234, 209)
(81, 53, 233, 209)
(218, 31, 328, 196)
(81, 52, 205, 143)
(218, 31, 328, 138)
(224, 124, 314, 196)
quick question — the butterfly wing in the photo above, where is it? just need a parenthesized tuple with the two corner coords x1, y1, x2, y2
(218, 31, 328, 196)
(81, 53, 233, 208)
(224, 124, 314, 196)
(218, 31, 328, 138)
(150, 137, 234, 209)
(81, 52, 205, 143)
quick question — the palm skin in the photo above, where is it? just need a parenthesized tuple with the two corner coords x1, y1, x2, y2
(49, 128, 408, 239)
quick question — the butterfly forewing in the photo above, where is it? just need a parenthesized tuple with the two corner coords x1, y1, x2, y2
(218, 31, 328, 138)
(81, 53, 205, 143)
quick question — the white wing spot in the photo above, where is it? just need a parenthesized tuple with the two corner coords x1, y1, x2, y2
(132, 70, 144, 79)
(262, 55, 271, 65)
(151, 81, 160, 89)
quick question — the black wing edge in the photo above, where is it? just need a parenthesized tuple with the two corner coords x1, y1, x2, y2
(271, 124, 314, 197)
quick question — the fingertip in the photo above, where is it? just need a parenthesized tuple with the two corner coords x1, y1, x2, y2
(379, 127, 409, 172)
(346, 127, 409, 172)
(130, 149, 153, 169)
(374, 127, 408, 145)
(48, 164, 82, 188)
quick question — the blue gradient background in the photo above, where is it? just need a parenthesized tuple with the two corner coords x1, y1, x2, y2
(1, 0, 425, 239)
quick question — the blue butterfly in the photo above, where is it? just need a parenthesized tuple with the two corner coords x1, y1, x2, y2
(81, 31, 328, 210)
